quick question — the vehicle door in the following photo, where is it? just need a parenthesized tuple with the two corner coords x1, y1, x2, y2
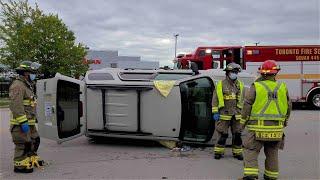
(179, 76, 215, 143)
(36, 73, 85, 144)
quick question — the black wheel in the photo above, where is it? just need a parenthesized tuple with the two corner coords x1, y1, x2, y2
(308, 90, 320, 110)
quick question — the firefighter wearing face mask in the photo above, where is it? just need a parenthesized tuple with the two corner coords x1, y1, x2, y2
(9, 61, 44, 173)
(212, 62, 245, 160)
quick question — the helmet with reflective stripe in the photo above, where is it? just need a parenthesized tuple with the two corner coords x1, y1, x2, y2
(224, 62, 242, 72)
(15, 61, 41, 72)
(258, 60, 280, 75)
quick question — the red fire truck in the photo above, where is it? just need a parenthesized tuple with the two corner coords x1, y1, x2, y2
(175, 45, 320, 109)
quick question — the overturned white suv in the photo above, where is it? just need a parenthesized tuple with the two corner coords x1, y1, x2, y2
(36, 68, 255, 144)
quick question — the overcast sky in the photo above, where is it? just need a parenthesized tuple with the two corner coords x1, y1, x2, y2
(29, 0, 319, 66)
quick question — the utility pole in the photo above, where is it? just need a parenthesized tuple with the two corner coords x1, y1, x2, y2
(174, 34, 179, 58)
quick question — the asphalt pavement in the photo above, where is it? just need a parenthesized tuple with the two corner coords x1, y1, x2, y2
(0, 108, 319, 179)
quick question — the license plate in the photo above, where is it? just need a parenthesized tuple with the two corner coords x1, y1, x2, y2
(255, 131, 283, 139)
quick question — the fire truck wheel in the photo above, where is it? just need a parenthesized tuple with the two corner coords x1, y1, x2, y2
(308, 90, 320, 110)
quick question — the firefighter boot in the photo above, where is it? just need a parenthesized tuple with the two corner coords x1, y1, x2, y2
(233, 153, 244, 160)
(264, 174, 277, 180)
(214, 153, 222, 159)
(14, 157, 33, 173)
(238, 176, 258, 180)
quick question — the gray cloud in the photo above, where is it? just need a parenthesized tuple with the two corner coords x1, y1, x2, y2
(30, 0, 319, 66)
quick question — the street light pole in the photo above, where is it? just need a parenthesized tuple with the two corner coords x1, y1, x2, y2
(174, 34, 179, 58)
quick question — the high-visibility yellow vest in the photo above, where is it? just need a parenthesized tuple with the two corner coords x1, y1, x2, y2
(216, 80, 244, 109)
(247, 80, 288, 132)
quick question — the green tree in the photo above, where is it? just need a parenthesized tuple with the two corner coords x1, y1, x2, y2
(0, 0, 88, 78)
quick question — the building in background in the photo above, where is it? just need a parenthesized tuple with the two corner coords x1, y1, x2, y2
(84, 50, 159, 70)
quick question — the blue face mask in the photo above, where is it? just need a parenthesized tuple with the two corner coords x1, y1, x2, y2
(229, 72, 238, 80)
(29, 74, 36, 81)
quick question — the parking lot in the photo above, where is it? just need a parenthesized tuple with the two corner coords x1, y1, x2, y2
(0, 108, 319, 179)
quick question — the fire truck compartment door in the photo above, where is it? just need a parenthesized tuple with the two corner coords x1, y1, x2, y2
(36, 73, 86, 144)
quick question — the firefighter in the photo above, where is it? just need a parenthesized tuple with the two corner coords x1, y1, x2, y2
(212, 62, 245, 160)
(9, 61, 44, 173)
(239, 60, 291, 180)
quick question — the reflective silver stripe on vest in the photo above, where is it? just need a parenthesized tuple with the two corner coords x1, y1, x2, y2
(257, 81, 283, 116)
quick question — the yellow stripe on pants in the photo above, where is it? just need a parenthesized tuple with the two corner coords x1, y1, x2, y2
(244, 167, 259, 176)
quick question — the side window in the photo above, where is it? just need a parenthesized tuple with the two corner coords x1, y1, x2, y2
(198, 50, 205, 57)
(154, 73, 192, 80)
(187, 78, 212, 101)
(118, 72, 156, 81)
(88, 73, 114, 80)
(212, 50, 221, 59)
(110, 63, 118, 68)
(253, 50, 260, 55)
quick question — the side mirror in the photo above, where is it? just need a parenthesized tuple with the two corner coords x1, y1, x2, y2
(190, 62, 199, 75)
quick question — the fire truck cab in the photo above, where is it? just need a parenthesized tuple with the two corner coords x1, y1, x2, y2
(176, 46, 243, 70)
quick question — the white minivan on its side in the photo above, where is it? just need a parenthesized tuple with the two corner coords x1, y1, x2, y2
(36, 68, 255, 144)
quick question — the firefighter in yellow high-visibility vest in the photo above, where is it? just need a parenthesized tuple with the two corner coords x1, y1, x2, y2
(9, 61, 44, 173)
(239, 60, 291, 180)
(212, 62, 245, 160)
